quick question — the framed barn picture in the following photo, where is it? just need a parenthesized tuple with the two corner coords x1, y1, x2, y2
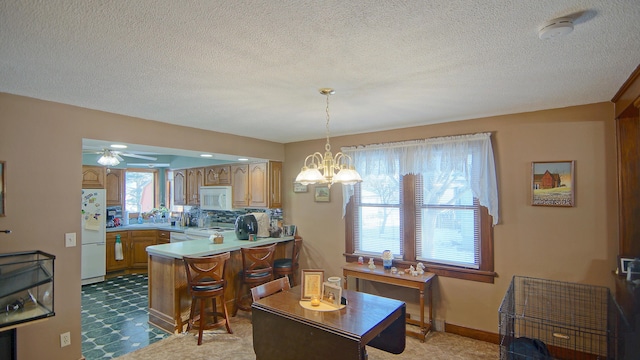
(531, 161, 575, 207)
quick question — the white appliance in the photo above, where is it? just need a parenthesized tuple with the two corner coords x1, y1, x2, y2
(200, 186, 233, 210)
(81, 189, 106, 285)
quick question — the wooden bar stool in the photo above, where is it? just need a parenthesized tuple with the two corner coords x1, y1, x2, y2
(183, 252, 233, 345)
(233, 244, 276, 316)
(273, 237, 303, 286)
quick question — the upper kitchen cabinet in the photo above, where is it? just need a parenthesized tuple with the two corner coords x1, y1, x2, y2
(173, 169, 187, 205)
(106, 168, 124, 206)
(186, 167, 204, 206)
(231, 161, 282, 208)
(82, 165, 105, 189)
(204, 165, 231, 186)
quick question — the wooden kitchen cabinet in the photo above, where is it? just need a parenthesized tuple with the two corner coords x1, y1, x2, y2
(82, 165, 105, 189)
(106, 231, 129, 272)
(204, 165, 231, 186)
(186, 167, 204, 205)
(231, 164, 250, 208)
(157, 230, 171, 244)
(106, 168, 124, 206)
(268, 161, 283, 208)
(106, 230, 157, 273)
(173, 169, 187, 205)
(231, 161, 282, 208)
(130, 230, 156, 268)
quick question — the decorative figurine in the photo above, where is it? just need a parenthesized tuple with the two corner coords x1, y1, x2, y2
(416, 262, 425, 275)
(382, 250, 393, 270)
(368, 257, 376, 270)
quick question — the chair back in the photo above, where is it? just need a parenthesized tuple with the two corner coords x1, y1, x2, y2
(251, 276, 291, 302)
(183, 252, 230, 297)
(241, 244, 276, 280)
(291, 238, 303, 269)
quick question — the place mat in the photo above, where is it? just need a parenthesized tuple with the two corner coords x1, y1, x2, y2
(299, 300, 345, 312)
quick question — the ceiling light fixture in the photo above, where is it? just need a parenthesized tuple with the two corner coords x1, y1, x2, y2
(110, 144, 127, 149)
(97, 149, 120, 166)
(295, 88, 362, 188)
(200, 154, 213, 158)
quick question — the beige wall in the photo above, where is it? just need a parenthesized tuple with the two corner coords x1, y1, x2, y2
(283, 102, 618, 333)
(0, 92, 618, 359)
(0, 93, 284, 360)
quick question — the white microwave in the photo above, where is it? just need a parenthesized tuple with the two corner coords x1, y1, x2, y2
(199, 186, 233, 210)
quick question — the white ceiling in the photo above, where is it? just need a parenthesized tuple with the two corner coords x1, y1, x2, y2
(1, 1, 639, 145)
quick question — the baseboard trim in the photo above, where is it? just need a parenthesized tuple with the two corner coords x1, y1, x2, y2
(444, 322, 500, 344)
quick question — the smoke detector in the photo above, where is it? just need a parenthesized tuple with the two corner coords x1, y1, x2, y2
(538, 18, 574, 40)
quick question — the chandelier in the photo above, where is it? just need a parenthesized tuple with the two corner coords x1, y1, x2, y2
(295, 88, 362, 188)
(97, 149, 120, 166)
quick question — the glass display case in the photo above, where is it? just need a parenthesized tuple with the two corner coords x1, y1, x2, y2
(0, 251, 55, 330)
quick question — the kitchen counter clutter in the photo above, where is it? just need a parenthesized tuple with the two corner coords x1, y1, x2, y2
(147, 232, 297, 334)
(106, 223, 189, 232)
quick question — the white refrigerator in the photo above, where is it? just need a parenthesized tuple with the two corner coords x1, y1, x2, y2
(81, 189, 107, 285)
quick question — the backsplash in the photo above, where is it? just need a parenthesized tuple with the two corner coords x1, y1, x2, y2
(190, 207, 283, 226)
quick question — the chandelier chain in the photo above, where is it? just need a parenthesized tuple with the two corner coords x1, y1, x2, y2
(325, 92, 331, 153)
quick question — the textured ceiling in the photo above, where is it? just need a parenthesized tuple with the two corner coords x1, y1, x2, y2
(1, 1, 639, 145)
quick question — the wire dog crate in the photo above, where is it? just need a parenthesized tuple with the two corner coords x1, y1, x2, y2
(499, 276, 618, 360)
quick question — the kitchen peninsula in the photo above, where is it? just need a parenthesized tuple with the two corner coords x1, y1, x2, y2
(145, 232, 295, 333)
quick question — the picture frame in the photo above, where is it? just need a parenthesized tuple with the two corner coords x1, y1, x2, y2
(314, 185, 330, 202)
(293, 182, 308, 193)
(531, 161, 575, 207)
(619, 256, 635, 274)
(285, 225, 297, 237)
(321, 281, 342, 308)
(0, 161, 5, 217)
(300, 269, 324, 300)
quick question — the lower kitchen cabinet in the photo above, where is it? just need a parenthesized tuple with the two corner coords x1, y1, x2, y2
(157, 230, 170, 244)
(130, 230, 156, 269)
(106, 230, 161, 273)
(106, 231, 129, 272)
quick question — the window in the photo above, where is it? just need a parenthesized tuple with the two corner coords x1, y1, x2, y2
(125, 170, 158, 214)
(343, 133, 498, 283)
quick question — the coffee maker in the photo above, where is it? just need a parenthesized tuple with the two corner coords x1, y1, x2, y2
(234, 214, 257, 240)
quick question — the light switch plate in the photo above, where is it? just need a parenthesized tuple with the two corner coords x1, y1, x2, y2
(65, 233, 76, 247)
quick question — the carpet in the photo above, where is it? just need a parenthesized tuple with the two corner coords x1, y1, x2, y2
(116, 312, 499, 360)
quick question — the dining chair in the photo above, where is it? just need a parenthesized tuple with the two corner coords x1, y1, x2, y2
(183, 252, 233, 345)
(273, 237, 303, 286)
(233, 243, 276, 316)
(251, 276, 291, 302)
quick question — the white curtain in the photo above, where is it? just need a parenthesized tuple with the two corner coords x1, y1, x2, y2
(341, 132, 499, 225)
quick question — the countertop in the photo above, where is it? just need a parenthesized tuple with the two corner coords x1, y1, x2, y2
(146, 232, 294, 259)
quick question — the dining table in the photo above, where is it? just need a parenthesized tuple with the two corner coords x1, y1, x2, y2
(251, 286, 406, 360)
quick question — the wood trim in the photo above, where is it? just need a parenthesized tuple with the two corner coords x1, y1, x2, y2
(444, 322, 500, 344)
(402, 175, 416, 261)
(612, 64, 640, 118)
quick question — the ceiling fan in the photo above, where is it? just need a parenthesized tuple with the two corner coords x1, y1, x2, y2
(83, 147, 158, 166)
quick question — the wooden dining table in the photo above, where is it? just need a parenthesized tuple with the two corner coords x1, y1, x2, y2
(251, 286, 406, 360)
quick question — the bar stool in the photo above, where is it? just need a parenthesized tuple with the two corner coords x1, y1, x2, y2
(233, 244, 276, 316)
(183, 252, 233, 345)
(273, 237, 303, 286)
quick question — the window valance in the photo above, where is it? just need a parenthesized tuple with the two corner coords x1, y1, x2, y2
(341, 132, 499, 225)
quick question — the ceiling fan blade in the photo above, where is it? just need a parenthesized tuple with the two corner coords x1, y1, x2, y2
(118, 152, 157, 161)
(114, 153, 124, 161)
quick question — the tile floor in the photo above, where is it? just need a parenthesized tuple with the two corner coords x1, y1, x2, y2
(81, 274, 170, 359)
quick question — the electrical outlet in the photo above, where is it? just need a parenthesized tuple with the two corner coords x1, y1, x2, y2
(60, 332, 71, 347)
(65, 233, 76, 247)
